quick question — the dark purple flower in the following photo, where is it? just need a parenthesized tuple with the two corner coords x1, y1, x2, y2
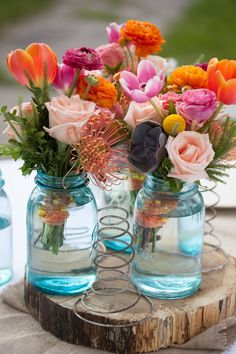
(63, 47, 103, 71)
(129, 122, 167, 173)
(195, 62, 208, 71)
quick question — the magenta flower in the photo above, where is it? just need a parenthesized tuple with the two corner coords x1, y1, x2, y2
(63, 47, 103, 71)
(176, 89, 217, 127)
(195, 62, 208, 71)
(53, 63, 76, 93)
(106, 22, 123, 43)
(119, 60, 165, 103)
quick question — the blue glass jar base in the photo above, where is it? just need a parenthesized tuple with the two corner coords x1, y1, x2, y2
(27, 269, 96, 295)
(131, 271, 201, 299)
(0, 268, 12, 286)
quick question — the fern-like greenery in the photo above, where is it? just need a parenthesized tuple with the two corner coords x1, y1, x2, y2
(206, 116, 236, 183)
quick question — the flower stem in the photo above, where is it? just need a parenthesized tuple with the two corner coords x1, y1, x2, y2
(151, 229, 156, 253)
(149, 98, 165, 121)
(68, 69, 80, 98)
(126, 45, 135, 73)
(83, 82, 92, 100)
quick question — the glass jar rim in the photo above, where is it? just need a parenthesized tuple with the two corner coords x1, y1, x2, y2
(35, 171, 89, 189)
(144, 173, 198, 197)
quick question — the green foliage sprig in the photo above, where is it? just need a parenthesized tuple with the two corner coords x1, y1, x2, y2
(0, 82, 70, 176)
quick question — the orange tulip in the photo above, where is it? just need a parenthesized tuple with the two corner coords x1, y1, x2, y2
(7, 43, 57, 87)
(207, 58, 236, 104)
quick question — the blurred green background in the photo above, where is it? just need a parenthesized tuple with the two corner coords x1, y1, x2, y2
(162, 0, 236, 64)
(0, 0, 235, 83)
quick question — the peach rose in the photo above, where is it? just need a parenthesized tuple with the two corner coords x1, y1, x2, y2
(166, 131, 215, 182)
(44, 94, 97, 144)
(4, 101, 33, 141)
(124, 97, 167, 128)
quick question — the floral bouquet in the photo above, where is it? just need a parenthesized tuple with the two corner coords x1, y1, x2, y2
(0, 43, 130, 254)
(1, 19, 236, 255)
(94, 20, 236, 251)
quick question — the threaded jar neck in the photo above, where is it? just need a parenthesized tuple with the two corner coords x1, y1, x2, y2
(35, 171, 89, 190)
(144, 174, 198, 198)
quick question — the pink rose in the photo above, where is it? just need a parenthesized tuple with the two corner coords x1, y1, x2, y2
(166, 131, 215, 182)
(4, 102, 33, 141)
(44, 95, 96, 144)
(124, 97, 167, 128)
(176, 89, 217, 127)
(96, 43, 124, 68)
(159, 91, 182, 110)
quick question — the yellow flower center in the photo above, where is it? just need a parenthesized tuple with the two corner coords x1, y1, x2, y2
(163, 114, 186, 136)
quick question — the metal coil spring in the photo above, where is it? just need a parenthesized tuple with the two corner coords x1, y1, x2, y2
(200, 181, 228, 273)
(73, 206, 153, 327)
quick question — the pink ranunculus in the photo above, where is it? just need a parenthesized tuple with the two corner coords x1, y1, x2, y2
(106, 22, 123, 43)
(63, 47, 102, 71)
(159, 91, 182, 110)
(119, 59, 166, 103)
(96, 43, 124, 69)
(176, 89, 217, 127)
(53, 63, 76, 94)
(166, 131, 215, 183)
(4, 102, 33, 141)
(124, 97, 167, 128)
(44, 95, 97, 144)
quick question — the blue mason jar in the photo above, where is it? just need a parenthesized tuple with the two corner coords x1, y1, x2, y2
(0, 170, 12, 286)
(131, 174, 205, 299)
(26, 172, 98, 295)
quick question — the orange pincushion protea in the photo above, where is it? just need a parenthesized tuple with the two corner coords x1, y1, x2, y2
(78, 76, 118, 109)
(75, 112, 129, 189)
(119, 20, 165, 57)
(167, 65, 208, 92)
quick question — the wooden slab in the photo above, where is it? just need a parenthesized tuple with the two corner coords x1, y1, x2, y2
(24, 256, 236, 354)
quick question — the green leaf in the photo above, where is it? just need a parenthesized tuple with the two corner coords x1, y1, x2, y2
(1, 105, 7, 113)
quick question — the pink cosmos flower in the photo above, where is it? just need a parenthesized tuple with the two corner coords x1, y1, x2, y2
(119, 60, 165, 103)
(166, 131, 215, 183)
(63, 47, 102, 71)
(96, 43, 124, 69)
(106, 22, 123, 43)
(53, 63, 76, 94)
(176, 89, 217, 127)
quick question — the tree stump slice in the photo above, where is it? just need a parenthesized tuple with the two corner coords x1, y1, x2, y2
(24, 255, 236, 354)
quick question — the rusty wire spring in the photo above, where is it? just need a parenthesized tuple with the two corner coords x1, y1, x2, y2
(73, 206, 153, 327)
(200, 181, 228, 273)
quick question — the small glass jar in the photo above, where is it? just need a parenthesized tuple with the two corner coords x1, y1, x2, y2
(0, 169, 12, 286)
(26, 172, 98, 295)
(131, 174, 205, 299)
